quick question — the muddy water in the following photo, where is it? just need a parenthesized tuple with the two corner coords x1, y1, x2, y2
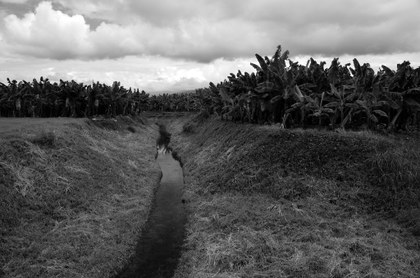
(115, 149, 186, 278)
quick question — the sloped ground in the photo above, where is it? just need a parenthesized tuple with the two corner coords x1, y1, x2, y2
(0, 117, 160, 278)
(169, 114, 420, 278)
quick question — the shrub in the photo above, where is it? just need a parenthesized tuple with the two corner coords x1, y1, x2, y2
(194, 109, 210, 123)
(182, 110, 210, 133)
(30, 131, 56, 147)
(127, 126, 136, 133)
(156, 124, 171, 148)
(182, 122, 195, 133)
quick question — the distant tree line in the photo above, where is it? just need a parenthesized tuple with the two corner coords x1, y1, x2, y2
(0, 78, 203, 117)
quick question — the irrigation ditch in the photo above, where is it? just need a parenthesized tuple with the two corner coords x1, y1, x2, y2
(115, 123, 187, 278)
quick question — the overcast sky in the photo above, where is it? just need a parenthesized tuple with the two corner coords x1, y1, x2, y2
(1, 0, 419, 92)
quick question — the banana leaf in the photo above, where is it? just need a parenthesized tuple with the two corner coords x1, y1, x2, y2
(255, 81, 275, 94)
(255, 54, 268, 73)
(218, 87, 233, 104)
(250, 63, 262, 72)
(260, 100, 268, 112)
(405, 97, 420, 111)
(387, 98, 400, 110)
(322, 108, 335, 114)
(324, 102, 340, 108)
(270, 94, 283, 104)
(373, 109, 388, 118)
(369, 114, 379, 123)
(293, 86, 304, 101)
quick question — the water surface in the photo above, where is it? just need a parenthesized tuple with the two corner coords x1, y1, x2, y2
(116, 148, 186, 278)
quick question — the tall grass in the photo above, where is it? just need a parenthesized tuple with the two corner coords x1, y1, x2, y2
(369, 141, 420, 208)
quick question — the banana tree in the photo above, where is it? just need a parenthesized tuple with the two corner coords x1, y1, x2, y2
(381, 62, 420, 130)
(58, 80, 86, 117)
(0, 79, 18, 117)
(0, 80, 15, 117)
(218, 86, 235, 120)
(304, 92, 335, 127)
(323, 84, 359, 129)
(274, 84, 306, 128)
(349, 98, 388, 129)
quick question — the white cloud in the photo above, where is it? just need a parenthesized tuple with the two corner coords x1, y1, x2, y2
(3, 2, 91, 58)
(0, 0, 30, 3)
(1, 1, 265, 61)
(2, 50, 420, 93)
(2, 0, 420, 62)
(0, 54, 256, 92)
(1, 0, 420, 91)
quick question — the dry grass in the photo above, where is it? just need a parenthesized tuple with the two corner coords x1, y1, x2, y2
(0, 117, 160, 278)
(166, 115, 420, 278)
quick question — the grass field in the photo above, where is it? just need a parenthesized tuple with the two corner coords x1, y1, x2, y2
(168, 114, 420, 278)
(1, 114, 419, 278)
(0, 118, 82, 134)
(0, 117, 160, 278)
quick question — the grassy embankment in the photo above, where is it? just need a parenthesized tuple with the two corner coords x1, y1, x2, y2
(0, 117, 160, 278)
(168, 113, 420, 278)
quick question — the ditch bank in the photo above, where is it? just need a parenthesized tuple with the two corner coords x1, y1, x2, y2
(168, 114, 420, 278)
(0, 117, 161, 278)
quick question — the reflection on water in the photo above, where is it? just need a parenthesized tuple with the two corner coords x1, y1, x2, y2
(116, 148, 186, 278)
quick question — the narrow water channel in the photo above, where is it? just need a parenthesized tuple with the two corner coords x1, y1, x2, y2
(115, 146, 187, 278)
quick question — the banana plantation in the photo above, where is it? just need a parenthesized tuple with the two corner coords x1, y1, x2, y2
(1, 45, 420, 131)
(0, 78, 202, 117)
(204, 46, 420, 131)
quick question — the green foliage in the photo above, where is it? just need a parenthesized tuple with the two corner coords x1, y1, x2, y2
(0, 79, 206, 118)
(200, 45, 420, 132)
(182, 110, 210, 133)
(147, 91, 204, 112)
(127, 126, 136, 133)
(156, 124, 171, 148)
(30, 131, 57, 147)
(2, 45, 419, 131)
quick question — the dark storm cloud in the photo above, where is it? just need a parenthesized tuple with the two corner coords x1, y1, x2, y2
(0, 0, 39, 17)
(1, 0, 419, 62)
